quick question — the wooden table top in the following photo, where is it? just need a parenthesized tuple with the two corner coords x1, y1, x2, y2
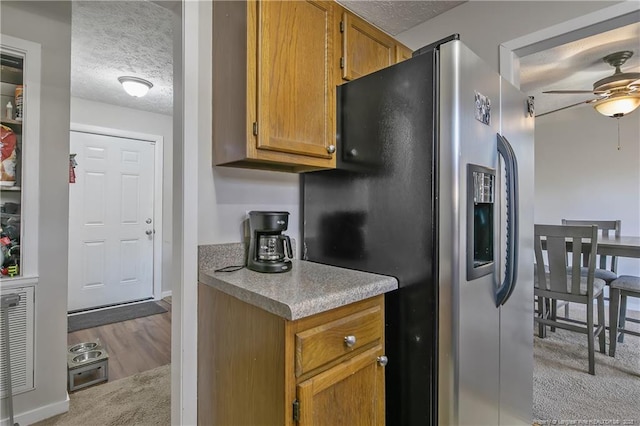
(596, 235, 640, 259)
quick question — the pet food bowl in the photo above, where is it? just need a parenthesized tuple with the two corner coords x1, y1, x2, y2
(68, 342, 99, 353)
(72, 350, 103, 364)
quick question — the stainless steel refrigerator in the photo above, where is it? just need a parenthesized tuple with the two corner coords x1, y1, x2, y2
(302, 36, 534, 425)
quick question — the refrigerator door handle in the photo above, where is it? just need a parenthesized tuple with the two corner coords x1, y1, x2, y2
(495, 133, 519, 306)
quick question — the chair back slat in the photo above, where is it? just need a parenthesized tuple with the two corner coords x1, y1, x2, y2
(561, 219, 621, 273)
(534, 224, 599, 297)
(569, 237, 583, 295)
(546, 235, 569, 293)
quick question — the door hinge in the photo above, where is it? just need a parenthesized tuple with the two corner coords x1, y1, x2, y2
(340, 21, 344, 32)
(293, 399, 300, 422)
(252, 122, 258, 136)
(340, 57, 344, 69)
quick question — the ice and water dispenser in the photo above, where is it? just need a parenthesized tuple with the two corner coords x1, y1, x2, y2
(467, 164, 495, 280)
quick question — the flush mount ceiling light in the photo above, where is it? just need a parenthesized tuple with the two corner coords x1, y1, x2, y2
(118, 76, 153, 97)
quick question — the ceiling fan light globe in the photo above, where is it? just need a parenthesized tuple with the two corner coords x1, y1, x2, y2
(118, 76, 153, 98)
(593, 93, 640, 117)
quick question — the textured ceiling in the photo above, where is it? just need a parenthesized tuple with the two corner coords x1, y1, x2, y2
(336, 1, 465, 35)
(70, 1, 636, 119)
(520, 22, 640, 117)
(71, 1, 173, 116)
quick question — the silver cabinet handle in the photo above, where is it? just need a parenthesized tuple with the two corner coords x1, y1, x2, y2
(145, 230, 153, 235)
(327, 145, 336, 154)
(344, 335, 356, 347)
(377, 355, 388, 367)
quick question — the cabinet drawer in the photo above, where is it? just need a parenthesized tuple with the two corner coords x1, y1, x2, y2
(295, 305, 382, 377)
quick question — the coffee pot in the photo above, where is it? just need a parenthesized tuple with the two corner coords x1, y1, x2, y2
(247, 211, 293, 273)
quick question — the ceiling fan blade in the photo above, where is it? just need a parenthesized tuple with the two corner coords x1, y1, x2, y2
(535, 99, 595, 118)
(542, 90, 595, 94)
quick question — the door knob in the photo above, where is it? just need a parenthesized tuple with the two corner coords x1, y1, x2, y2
(145, 230, 153, 235)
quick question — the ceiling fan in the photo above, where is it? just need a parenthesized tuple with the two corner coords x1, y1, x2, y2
(537, 50, 640, 118)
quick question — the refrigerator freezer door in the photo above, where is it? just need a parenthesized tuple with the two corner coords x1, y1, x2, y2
(498, 78, 534, 426)
(303, 51, 439, 425)
(438, 40, 502, 425)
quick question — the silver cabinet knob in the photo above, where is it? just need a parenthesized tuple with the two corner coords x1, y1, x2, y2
(348, 148, 358, 157)
(344, 335, 356, 347)
(327, 145, 336, 154)
(377, 355, 388, 367)
(145, 230, 153, 235)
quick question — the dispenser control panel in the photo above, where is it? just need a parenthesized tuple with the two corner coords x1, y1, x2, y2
(467, 164, 495, 281)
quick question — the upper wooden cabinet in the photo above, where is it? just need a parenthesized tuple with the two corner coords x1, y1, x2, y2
(395, 44, 413, 63)
(212, 0, 337, 172)
(338, 9, 412, 81)
(339, 10, 395, 81)
(212, 1, 412, 173)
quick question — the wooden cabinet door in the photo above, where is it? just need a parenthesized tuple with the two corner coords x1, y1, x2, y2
(256, 0, 335, 160)
(340, 11, 395, 81)
(395, 44, 413, 63)
(296, 346, 385, 426)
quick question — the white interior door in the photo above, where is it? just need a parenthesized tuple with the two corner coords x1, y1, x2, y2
(68, 131, 155, 311)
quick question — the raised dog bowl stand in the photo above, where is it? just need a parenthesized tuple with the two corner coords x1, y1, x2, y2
(67, 341, 109, 391)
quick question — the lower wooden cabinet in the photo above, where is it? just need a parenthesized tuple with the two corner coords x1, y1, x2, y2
(198, 284, 386, 425)
(296, 346, 385, 425)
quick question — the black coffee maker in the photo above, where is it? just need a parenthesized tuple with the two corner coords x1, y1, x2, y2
(247, 211, 293, 273)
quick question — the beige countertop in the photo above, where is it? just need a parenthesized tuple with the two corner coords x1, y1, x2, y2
(198, 244, 398, 320)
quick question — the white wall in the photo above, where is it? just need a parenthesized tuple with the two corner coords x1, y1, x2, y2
(69, 97, 174, 294)
(535, 106, 640, 276)
(1, 2, 70, 424)
(197, 1, 300, 251)
(397, 1, 623, 73)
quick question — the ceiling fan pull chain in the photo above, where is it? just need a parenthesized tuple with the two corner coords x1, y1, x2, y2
(616, 117, 621, 151)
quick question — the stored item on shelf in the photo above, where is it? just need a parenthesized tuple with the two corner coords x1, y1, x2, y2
(5, 102, 13, 120)
(3, 202, 19, 214)
(0, 125, 17, 186)
(14, 85, 23, 121)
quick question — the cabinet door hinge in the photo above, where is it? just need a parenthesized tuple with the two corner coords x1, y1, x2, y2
(252, 122, 258, 136)
(340, 57, 344, 69)
(293, 399, 300, 422)
(340, 20, 344, 33)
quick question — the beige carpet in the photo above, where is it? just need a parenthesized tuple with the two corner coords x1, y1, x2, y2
(533, 304, 640, 424)
(36, 364, 170, 426)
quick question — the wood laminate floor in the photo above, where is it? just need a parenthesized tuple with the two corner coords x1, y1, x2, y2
(67, 299, 172, 383)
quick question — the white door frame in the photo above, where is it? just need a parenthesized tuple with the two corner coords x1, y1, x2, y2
(69, 123, 164, 303)
(499, 2, 640, 88)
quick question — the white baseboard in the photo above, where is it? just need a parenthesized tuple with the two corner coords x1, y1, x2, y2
(1, 394, 69, 426)
(161, 290, 172, 299)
